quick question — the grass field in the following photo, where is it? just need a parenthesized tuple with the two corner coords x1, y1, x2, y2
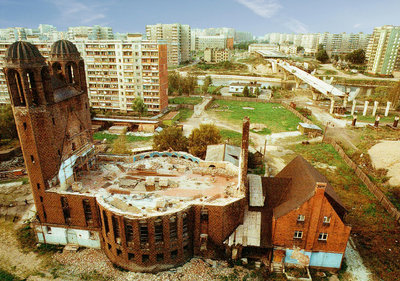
(169, 96, 202, 105)
(208, 100, 302, 133)
(93, 132, 152, 144)
(220, 129, 243, 147)
(343, 112, 397, 123)
(175, 108, 194, 122)
(288, 142, 400, 280)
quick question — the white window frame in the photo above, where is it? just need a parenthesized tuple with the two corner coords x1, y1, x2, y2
(297, 214, 305, 222)
(323, 216, 331, 224)
(294, 231, 303, 239)
(318, 233, 328, 241)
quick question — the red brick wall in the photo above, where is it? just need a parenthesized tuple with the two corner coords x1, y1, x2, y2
(97, 203, 192, 272)
(272, 188, 351, 254)
(158, 44, 168, 112)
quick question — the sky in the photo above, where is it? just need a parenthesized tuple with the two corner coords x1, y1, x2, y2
(0, 0, 399, 36)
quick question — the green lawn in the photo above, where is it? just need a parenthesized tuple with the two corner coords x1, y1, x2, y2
(93, 132, 152, 144)
(208, 100, 302, 133)
(220, 129, 243, 147)
(175, 108, 194, 122)
(169, 96, 202, 105)
(288, 142, 400, 280)
(343, 112, 397, 123)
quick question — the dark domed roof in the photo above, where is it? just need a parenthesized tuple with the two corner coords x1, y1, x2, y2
(5, 41, 44, 61)
(50, 40, 79, 56)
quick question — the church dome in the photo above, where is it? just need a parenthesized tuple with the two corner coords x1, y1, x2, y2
(5, 41, 44, 62)
(50, 40, 80, 58)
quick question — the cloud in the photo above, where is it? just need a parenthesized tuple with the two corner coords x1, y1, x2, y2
(284, 18, 309, 33)
(353, 23, 361, 28)
(45, 0, 112, 25)
(236, 0, 282, 18)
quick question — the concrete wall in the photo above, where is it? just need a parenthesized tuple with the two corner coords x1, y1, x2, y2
(36, 225, 101, 248)
(284, 249, 343, 269)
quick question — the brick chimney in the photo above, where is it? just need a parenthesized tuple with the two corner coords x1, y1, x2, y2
(238, 117, 250, 195)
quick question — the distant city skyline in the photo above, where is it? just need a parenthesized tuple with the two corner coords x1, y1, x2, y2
(0, 0, 399, 36)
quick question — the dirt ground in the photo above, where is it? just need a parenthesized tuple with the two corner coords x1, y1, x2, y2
(368, 140, 400, 186)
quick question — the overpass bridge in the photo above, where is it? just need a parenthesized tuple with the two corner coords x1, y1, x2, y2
(269, 59, 346, 99)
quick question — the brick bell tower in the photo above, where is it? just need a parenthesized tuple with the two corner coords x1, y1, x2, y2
(3, 40, 93, 224)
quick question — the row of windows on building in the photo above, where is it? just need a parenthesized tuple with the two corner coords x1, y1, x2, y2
(297, 214, 331, 224)
(102, 211, 189, 248)
(294, 231, 329, 241)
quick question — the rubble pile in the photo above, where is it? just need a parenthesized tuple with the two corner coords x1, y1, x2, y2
(0, 156, 24, 171)
(54, 248, 254, 281)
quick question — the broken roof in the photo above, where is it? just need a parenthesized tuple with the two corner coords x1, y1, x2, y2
(205, 144, 241, 166)
(264, 155, 346, 219)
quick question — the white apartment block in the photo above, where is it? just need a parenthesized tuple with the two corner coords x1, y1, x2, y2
(366, 25, 400, 75)
(0, 38, 168, 113)
(68, 25, 114, 40)
(195, 35, 227, 51)
(146, 23, 191, 66)
(204, 48, 231, 63)
(248, 43, 279, 53)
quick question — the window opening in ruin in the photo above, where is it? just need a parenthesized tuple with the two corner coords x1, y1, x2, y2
(128, 253, 135, 260)
(37, 183, 40, 190)
(323, 216, 331, 224)
(169, 216, 178, 241)
(66, 64, 75, 84)
(297, 214, 305, 222)
(294, 231, 303, 239)
(125, 220, 134, 243)
(82, 199, 93, 223)
(142, 254, 149, 263)
(103, 211, 110, 234)
(61, 197, 71, 223)
(318, 233, 328, 241)
(156, 253, 164, 262)
(107, 243, 111, 250)
(52, 118, 55, 125)
(139, 221, 149, 246)
(23, 122, 27, 130)
(117, 249, 122, 256)
(183, 245, 189, 255)
(30, 155, 35, 163)
(72, 142, 76, 151)
(154, 218, 163, 243)
(9, 71, 25, 106)
(40, 196, 43, 202)
(171, 250, 178, 259)
(200, 208, 209, 223)
(182, 213, 188, 237)
(27, 71, 39, 105)
(112, 216, 120, 240)
(43, 209, 47, 220)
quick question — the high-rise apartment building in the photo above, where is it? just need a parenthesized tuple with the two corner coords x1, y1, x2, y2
(366, 25, 400, 75)
(195, 35, 227, 51)
(68, 25, 114, 40)
(0, 38, 168, 113)
(146, 23, 191, 66)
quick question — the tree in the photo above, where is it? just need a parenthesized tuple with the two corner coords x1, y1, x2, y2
(242, 86, 250, 97)
(0, 105, 17, 141)
(296, 46, 304, 53)
(388, 81, 400, 109)
(254, 87, 261, 97)
(202, 76, 212, 93)
(112, 134, 129, 154)
(132, 97, 147, 118)
(316, 48, 329, 63)
(345, 49, 365, 64)
(188, 124, 222, 159)
(153, 126, 188, 152)
(168, 72, 180, 95)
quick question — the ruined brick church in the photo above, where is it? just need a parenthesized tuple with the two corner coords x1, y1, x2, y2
(3, 40, 351, 272)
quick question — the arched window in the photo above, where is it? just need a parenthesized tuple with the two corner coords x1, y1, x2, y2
(7, 70, 25, 106)
(52, 62, 63, 81)
(41, 67, 53, 103)
(26, 71, 39, 105)
(66, 62, 78, 85)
